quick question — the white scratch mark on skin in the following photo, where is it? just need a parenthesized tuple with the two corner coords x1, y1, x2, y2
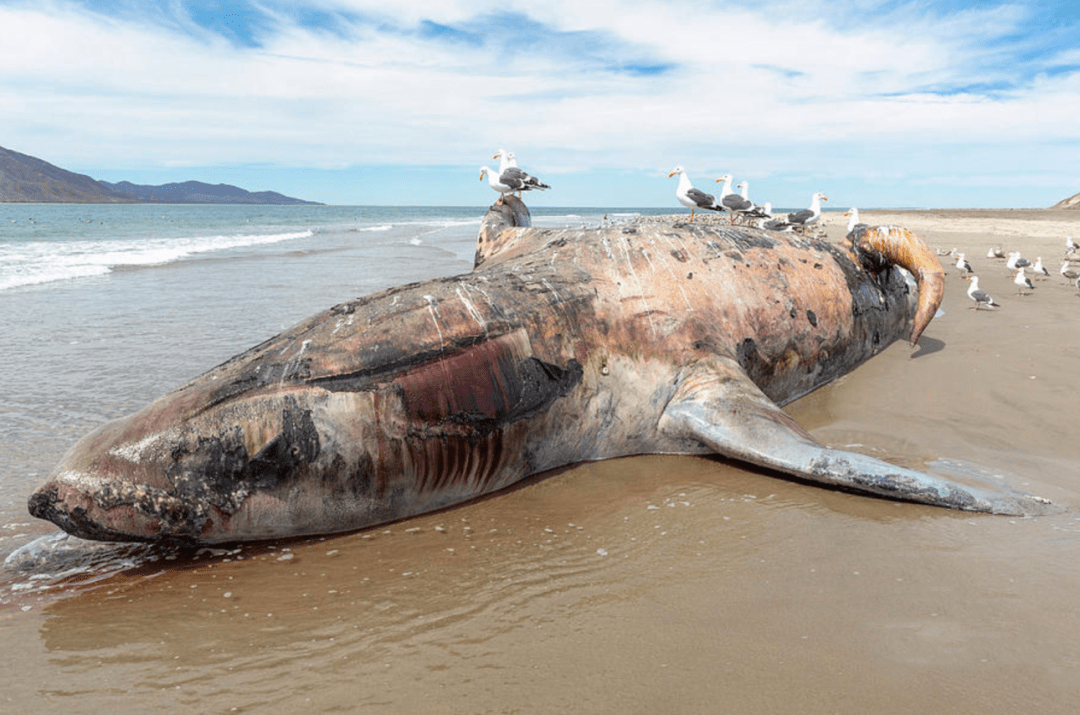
(617, 236, 656, 335)
(455, 286, 487, 330)
(283, 339, 311, 384)
(600, 236, 615, 260)
(331, 315, 354, 335)
(541, 278, 563, 304)
(424, 295, 444, 344)
(108, 430, 176, 464)
(539, 277, 575, 328)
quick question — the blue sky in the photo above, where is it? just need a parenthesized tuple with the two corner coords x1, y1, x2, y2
(1, 0, 1078, 207)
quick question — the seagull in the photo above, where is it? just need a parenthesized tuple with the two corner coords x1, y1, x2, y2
(844, 207, 861, 233)
(494, 148, 516, 173)
(479, 166, 515, 203)
(714, 175, 754, 224)
(487, 151, 550, 199)
(668, 166, 722, 222)
(986, 246, 1005, 259)
(965, 276, 999, 310)
(844, 208, 869, 243)
(955, 252, 973, 275)
(745, 201, 772, 220)
(1014, 267, 1035, 295)
(787, 192, 828, 234)
(1068, 237, 1079, 252)
(1006, 252, 1030, 270)
(1061, 261, 1080, 282)
(763, 214, 794, 232)
(479, 160, 550, 204)
(1031, 256, 1050, 278)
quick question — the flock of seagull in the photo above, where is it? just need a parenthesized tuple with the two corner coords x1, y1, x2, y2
(478, 152, 1080, 311)
(948, 238, 1080, 310)
(666, 166, 828, 233)
(478, 152, 828, 235)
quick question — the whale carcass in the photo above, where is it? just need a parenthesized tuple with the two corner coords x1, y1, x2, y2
(28, 198, 1051, 543)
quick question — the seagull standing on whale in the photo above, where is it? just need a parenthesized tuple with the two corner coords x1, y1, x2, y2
(715, 174, 754, 224)
(480, 157, 550, 204)
(787, 192, 828, 234)
(668, 166, 722, 222)
(493, 149, 550, 196)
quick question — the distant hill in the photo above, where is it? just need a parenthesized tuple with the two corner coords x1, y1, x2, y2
(0, 145, 134, 203)
(0, 144, 322, 205)
(99, 180, 321, 205)
(1051, 192, 1080, 210)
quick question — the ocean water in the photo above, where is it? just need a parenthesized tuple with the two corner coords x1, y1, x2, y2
(0, 202, 663, 570)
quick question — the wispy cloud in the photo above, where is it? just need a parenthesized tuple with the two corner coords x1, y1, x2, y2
(0, 0, 1077, 206)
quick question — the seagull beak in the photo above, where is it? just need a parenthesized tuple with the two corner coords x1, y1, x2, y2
(493, 153, 500, 160)
(667, 171, 677, 178)
(822, 195, 829, 202)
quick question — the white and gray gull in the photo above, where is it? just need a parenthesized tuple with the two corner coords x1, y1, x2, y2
(483, 150, 551, 202)
(1006, 252, 1031, 270)
(1014, 267, 1035, 295)
(965, 276, 999, 310)
(668, 166, 722, 222)
(843, 208, 869, 243)
(787, 192, 828, 234)
(714, 174, 754, 224)
(955, 252, 973, 274)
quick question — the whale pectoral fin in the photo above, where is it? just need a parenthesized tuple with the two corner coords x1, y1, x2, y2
(658, 358, 1055, 516)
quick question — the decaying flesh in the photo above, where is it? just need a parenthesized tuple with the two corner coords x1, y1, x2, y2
(847, 224, 945, 347)
(28, 198, 1050, 544)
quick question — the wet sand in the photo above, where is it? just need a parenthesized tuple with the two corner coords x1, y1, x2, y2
(3, 209, 1080, 714)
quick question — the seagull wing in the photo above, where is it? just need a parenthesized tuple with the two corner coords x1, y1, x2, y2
(501, 166, 550, 191)
(787, 209, 814, 224)
(723, 195, 752, 212)
(686, 187, 719, 209)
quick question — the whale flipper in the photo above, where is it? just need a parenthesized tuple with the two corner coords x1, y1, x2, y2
(658, 357, 1054, 516)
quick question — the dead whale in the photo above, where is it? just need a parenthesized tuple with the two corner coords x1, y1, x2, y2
(28, 198, 1052, 543)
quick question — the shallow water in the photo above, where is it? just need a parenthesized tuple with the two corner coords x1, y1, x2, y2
(2, 206, 1079, 713)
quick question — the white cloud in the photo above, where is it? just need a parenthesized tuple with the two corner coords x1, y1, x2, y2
(0, 0, 1077, 205)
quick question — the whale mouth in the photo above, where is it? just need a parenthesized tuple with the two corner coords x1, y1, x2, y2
(28, 473, 209, 544)
(29, 486, 155, 543)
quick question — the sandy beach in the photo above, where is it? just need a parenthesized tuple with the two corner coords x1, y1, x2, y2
(3, 206, 1080, 714)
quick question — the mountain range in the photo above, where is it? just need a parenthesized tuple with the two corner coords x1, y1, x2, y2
(0, 145, 321, 205)
(1051, 191, 1080, 210)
